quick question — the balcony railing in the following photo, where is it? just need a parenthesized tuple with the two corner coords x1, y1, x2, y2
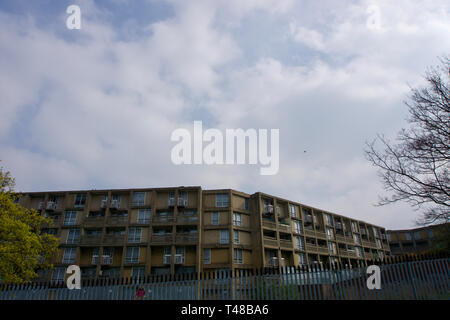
(163, 255, 171, 264)
(136, 219, 150, 224)
(362, 240, 377, 248)
(101, 256, 113, 265)
(278, 223, 291, 233)
(279, 239, 293, 249)
(109, 200, 120, 210)
(152, 216, 175, 224)
(263, 237, 278, 247)
(317, 246, 329, 254)
(151, 234, 173, 243)
(174, 254, 185, 264)
(306, 244, 317, 252)
(177, 215, 198, 223)
(262, 220, 276, 229)
(263, 205, 274, 214)
(175, 233, 198, 243)
(84, 216, 105, 227)
(46, 202, 58, 211)
(80, 235, 102, 245)
(125, 257, 139, 264)
(178, 198, 187, 207)
(103, 235, 125, 245)
(106, 215, 128, 226)
(267, 257, 285, 267)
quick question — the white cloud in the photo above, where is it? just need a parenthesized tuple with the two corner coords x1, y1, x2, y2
(0, 0, 449, 229)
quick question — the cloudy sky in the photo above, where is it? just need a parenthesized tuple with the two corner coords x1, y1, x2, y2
(1, 0, 449, 230)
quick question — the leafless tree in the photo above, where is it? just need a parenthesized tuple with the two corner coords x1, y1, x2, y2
(365, 56, 449, 226)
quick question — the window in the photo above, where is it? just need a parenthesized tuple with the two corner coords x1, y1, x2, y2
(414, 232, 421, 240)
(405, 233, 412, 241)
(328, 242, 335, 254)
(294, 220, 303, 234)
(132, 192, 146, 206)
(234, 230, 240, 244)
(211, 212, 219, 225)
(234, 249, 243, 264)
(356, 247, 363, 258)
(125, 247, 140, 264)
(179, 191, 188, 201)
(354, 234, 361, 245)
(326, 228, 334, 240)
(296, 236, 305, 250)
(203, 249, 211, 264)
(244, 198, 249, 210)
(138, 209, 151, 224)
(233, 212, 242, 227)
(220, 230, 229, 244)
(387, 233, 391, 241)
(63, 211, 77, 226)
(297, 253, 306, 265)
(66, 229, 80, 244)
(62, 247, 76, 264)
(427, 229, 433, 238)
(131, 267, 145, 278)
(111, 194, 121, 207)
(325, 214, 333, 226)
(351, 221, 358, 232)
(128, 227, 142, 243)
(376, 239, 382, 249)
(216, 194, 229, 207)
(52, 267, 66, 283)
(74, 194, 86, 208)
(289, 204, 296, 218)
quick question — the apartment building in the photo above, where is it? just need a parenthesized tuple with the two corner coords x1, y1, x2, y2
(387, 223, 448, 256)
(17, 186, 391, 282)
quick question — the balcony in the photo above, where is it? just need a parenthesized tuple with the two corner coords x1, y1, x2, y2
(80, 235, 102, 245)
(103, 235, 125, 245)
(278, 222, 291, 233)
(175, 233, 198, 243)
(303, 229, 313, 237)
(109, 200, 120, 210)
(177, 215, 198, 224)
(305, 244, 317, 252)
(101, 256, 113, 265)
(106, 215, 128, 226)
(163, 255, 171, 264)
(305, 215, 313, 223)
(317, 246, 329, 255)
(263, 205, 274, 214)
(84, 216, 105, 227)
(315, 231, 327, 240)
(262, 220, 276, 229)
(267, 257, 285, 267)
(152, 215, 175, 224)
(46, 201, 58, 211)
(362, 240, 377, 248)
(178, 198, 187, 207)
(279, 239, 293, 249)
(174, 254, 185, 264)
(151, 234, 173, 243)
(336, 235, 346, 243)
(335, 222, 343, 229)
(263, 237, 278, 247)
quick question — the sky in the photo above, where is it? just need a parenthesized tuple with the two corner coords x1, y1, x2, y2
(0, 0, 449, 230)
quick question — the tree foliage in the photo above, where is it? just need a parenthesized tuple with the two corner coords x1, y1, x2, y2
(0, 164, 59, 284)
(365, 56, 450, 226)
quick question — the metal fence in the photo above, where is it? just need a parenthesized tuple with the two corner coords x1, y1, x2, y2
(1, 256, 449, 300)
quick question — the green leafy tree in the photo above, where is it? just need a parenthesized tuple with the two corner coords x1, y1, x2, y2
(0, 164, 59, 284)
